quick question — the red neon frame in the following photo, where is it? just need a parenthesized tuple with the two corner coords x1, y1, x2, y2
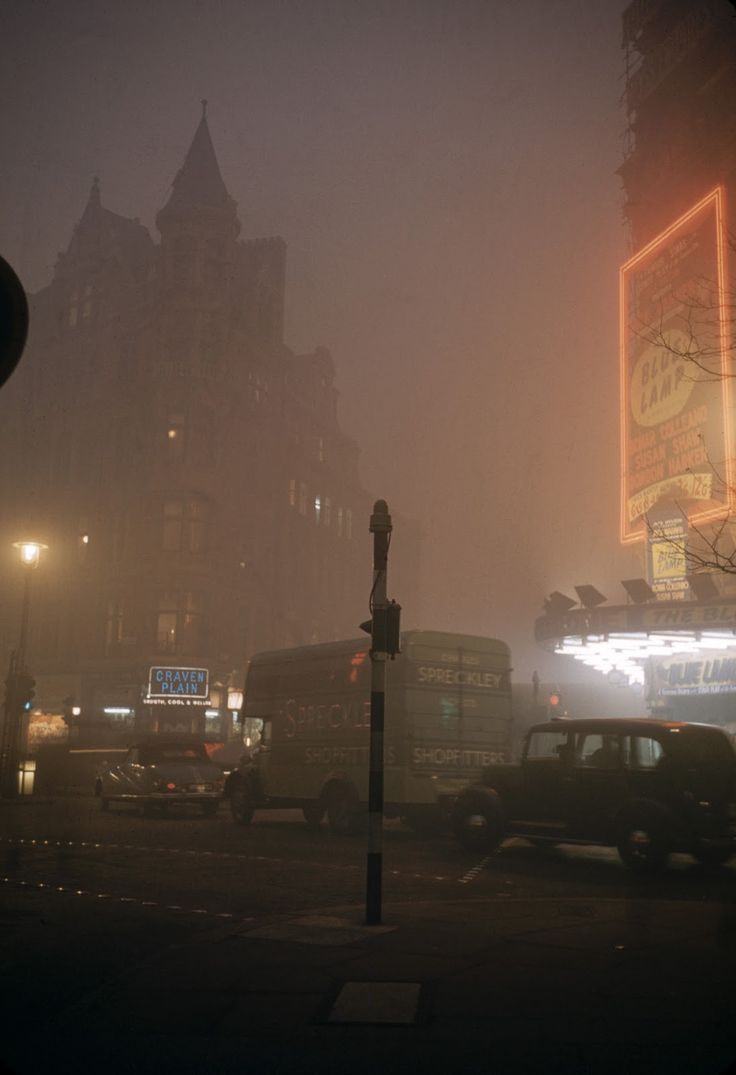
(619, 186, 732, 544)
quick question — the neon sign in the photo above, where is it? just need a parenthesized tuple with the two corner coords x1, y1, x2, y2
(147, 666, 209, 699)
(620, 187, 732, 543)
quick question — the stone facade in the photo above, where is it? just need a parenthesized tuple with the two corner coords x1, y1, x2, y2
(0, 106, 419, 747)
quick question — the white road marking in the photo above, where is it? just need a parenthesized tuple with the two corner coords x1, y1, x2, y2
(0, 834, 452, 886)
(458, 856, 491, 884)
(0, 875, 250, 923)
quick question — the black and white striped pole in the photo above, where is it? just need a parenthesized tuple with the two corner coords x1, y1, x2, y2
(363, 499, 401, 926)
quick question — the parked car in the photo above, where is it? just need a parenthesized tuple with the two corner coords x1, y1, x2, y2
(94, 736, 225, 816)
(451, 718, 736, 872)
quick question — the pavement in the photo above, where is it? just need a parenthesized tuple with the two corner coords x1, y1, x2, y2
(3, 884, 736, 1075)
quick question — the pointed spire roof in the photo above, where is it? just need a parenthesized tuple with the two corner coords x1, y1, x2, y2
(84, 176, 102, 214)
(56, 176, 152, 278)
(161, 100, 232, 213)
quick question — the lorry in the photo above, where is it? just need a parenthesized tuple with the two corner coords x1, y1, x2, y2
(225, 630, 513, 834)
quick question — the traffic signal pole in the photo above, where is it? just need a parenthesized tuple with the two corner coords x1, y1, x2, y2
(0, 652, 19, 798)
(365, 499, 391, 926)
(1, 565, 36, 798)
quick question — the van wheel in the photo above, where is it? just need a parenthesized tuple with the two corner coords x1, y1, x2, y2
(452, 791, 505, 853)
(230, 781, 254, 826)
(327, 785, 360, 836)
(303, 801, 324, 829)
(616, 808, 670, 873)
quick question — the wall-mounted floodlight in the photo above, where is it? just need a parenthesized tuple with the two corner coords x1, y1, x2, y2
(544, 591, 577, 615)
(687, 573, 719, 602)
(574, 585, 607, 609)
(621, 578, 656, 605)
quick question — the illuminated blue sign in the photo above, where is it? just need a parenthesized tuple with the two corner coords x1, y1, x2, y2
(148, 666, 209, 699)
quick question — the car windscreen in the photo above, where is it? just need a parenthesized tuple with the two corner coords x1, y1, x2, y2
(139, 746, 208, 765)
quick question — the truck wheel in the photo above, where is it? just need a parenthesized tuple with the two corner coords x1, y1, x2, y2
(303, 801, 324, 829)
(616, 807, 670, 873)
(230, 781, 255, 826)
(327, 784, 360, 836)
(452, 792, 505, 853)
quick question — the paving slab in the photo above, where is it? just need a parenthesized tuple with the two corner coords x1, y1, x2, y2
(327, 981, 422, 1024)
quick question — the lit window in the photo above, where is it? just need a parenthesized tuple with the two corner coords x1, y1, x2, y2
(166, 413, 186, 460)
(288, 479, 296, 507)
(337, 507, 343, 538)
(318, 437, 326, 463)
(299, 483, 307, 515)
(314, 496, 321, 524)
(324, 497, 331, 527)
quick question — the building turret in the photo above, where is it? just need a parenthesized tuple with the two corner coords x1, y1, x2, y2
(156, 100, 241, 244)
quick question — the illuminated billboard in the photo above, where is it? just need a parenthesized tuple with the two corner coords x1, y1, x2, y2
(620, 187, 732, 543)
(147, 666, 209, 699)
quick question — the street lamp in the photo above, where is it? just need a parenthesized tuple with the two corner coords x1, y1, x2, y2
(0, 540, 47, 797)
(12, 541, 46, 667)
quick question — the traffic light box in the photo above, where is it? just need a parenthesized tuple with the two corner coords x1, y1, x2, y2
(3, 671, 36, 713)
(16, 673, 36, 711)
(548, 690, 565, 719)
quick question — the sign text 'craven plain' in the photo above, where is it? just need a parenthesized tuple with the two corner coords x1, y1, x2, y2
(147, 666, 209, 698)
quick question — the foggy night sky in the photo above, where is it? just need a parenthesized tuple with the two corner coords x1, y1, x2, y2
(0, 0, 643, 692)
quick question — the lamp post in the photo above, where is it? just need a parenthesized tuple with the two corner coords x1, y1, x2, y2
(0, 540, 47, 797)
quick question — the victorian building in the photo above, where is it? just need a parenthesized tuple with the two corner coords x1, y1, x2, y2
(0, 105, 420, 749)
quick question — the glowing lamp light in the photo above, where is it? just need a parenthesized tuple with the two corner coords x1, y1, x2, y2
(14, 541, 47, 567)
(227, 689, 244, 712)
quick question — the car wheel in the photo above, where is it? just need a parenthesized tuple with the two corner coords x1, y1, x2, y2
(692, 843, 733, 869)
(303, 801, 324, 829)
(616, 808, 670, 873)
(452, 791, 505, 853)
(201, 801, 219, 819)
(230, 781, 254, 825)
(326, 784, 361, 836)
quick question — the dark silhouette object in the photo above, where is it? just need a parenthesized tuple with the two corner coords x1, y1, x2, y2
(0, 255, 28, 389)
(589, 737, 618, 768)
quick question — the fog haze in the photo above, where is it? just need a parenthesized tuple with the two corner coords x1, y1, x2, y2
(0, 0, 639, 686)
